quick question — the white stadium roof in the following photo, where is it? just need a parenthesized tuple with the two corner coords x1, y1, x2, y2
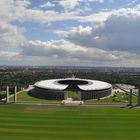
(34, 78, 112, 91)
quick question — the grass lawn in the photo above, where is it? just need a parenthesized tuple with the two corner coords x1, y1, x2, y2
(68, 91, 78, 99)
(85, 92, 137, 104)
(0, 104, 140, 140)
(9, 91, 138, 105)
(10, 91, 61, 103)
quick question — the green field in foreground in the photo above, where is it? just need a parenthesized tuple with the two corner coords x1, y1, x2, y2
(0, 104, 140, 140)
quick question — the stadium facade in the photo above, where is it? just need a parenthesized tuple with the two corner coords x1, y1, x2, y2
(32, 78, 112, 100)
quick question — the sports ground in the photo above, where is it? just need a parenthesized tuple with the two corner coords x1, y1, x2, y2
(0, 104, 140, 140)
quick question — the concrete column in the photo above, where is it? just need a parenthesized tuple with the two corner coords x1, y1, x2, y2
(137, 88, 140, 106)
(128, 89, 132, 106)
(64, 91, 68, 100)
(14, 86, 17, 103)
(6, 86, 9, 103)
(78, 91, 81, 100)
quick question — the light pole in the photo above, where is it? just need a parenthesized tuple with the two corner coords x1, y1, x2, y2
(137, 88, 140, 106)
(14, 86, 17, 103)
(6, 86, 9, 103)
(127, 89, 132, 106)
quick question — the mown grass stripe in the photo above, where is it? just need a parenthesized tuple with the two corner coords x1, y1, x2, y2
(0, 105, 140, 140)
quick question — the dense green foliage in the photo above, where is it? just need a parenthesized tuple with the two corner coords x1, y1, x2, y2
(0, 91, 6, 99)
(0, 67, 140, 88)
(0, 105, 140, 140)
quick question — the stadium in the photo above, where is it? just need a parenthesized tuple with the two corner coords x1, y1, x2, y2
(31, 77, 112, 100)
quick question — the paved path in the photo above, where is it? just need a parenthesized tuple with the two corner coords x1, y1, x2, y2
(24, 85, 34, 91)
(0, 100, 139, 107)
(11, 101, 127, 107)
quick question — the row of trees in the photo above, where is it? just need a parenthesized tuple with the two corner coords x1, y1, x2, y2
(0, 69, 140, 88)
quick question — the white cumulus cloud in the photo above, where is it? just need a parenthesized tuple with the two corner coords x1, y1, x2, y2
(0, 22, 26, 48)
(40, 1, 55, 8)
(65, 9, 140, 55)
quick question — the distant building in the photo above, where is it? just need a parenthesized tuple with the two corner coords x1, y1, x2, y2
(32, 78, 112, 100)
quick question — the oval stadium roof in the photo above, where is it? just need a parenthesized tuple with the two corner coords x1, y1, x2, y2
(34, 78, 112, 91)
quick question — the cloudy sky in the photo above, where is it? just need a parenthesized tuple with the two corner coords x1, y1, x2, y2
(1, 0, 140, 66)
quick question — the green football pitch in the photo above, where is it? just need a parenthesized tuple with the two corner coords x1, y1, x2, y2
(0, 104, 140, 140)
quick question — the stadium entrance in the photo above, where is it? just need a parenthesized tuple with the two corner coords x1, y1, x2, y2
(67, 91, 79, 100)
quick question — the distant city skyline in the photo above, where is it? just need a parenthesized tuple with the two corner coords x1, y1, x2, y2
(1, 0, 140, 67)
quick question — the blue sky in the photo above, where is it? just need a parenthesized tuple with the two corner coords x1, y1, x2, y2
(18, 0, 138, 41)
(1, 0, 140, 66)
